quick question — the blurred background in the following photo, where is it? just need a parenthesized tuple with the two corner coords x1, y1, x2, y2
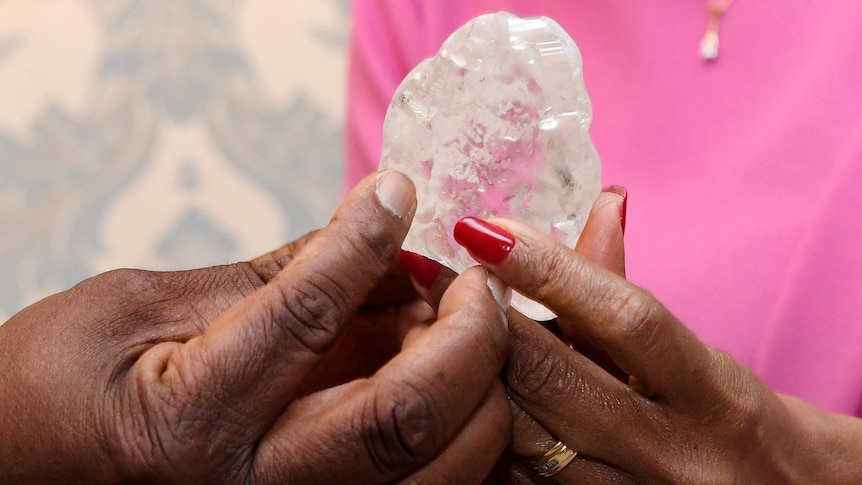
(0, 0, 349, 322)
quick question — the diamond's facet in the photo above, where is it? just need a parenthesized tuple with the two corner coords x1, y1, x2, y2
(379, 12, 601, 320)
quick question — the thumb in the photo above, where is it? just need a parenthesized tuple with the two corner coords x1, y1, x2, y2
(129, 170, 417, 447)
(575, 186, 627, 277)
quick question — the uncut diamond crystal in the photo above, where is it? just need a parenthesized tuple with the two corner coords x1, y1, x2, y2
(379, 11, 601, 320)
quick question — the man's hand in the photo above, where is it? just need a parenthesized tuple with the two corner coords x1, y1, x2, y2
(0, 171, 512, 484)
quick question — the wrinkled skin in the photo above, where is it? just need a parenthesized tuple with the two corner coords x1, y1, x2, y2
(0, 171, 512, 484)
(461, 192, 862, 484)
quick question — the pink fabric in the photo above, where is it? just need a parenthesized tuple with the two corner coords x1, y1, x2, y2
(346, 0, 862, 415)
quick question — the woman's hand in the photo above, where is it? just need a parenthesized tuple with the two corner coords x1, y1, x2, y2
(0, 171, 513, 484)
(455, 190, 862, 484)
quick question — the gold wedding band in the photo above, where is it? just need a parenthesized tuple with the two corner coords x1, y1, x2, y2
(530, 440, 577, 477)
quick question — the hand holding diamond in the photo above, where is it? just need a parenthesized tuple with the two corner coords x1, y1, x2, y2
(453, 208, 862, 483)
(0, 171, 513, 484)
(379, 12, 601, 321)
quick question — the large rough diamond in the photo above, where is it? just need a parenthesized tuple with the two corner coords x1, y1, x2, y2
(379, 11, 601, 320)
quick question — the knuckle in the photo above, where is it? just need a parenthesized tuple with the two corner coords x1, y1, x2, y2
(362, 379, 446, 474)
(705, 348, 768, 433)
(526, 241, 580, 300)
(327, 206, 402, 278)
(266, 224, 399, 356)
(177, 264, 263, 307)
(274, 274, 350, 355)
(250, 231, 321, 282)
(70, 269, 183, 337)
(343, 223, 400, 274)
(507, 337, 622, 416)
(606, 286, 663, 347)
(506, 338, 570, 400)
(250, 257, 292, 282)
(76, 268, 209, 322)
(217, 263, 268, 298)
(77, 268, 161, 301)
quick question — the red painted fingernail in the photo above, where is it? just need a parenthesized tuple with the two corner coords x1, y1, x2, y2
(604, 185, 628, 235)
(397, 250, 443, 288)
(453, 217, 515, 264)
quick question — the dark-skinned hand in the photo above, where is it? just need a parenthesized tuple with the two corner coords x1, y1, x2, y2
(451, 189, 862, 484)
(0, 171, 513, 484)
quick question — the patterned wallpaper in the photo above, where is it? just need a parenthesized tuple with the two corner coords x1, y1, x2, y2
(0, 0, 350, 322)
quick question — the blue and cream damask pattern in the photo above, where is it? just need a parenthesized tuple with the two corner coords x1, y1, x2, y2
(0, 1, 350, 321)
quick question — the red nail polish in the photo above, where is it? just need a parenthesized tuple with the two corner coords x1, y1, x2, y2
(604, 185, 628, 235)
(453, 217, 515, 264)
(397, 250, 443, 288)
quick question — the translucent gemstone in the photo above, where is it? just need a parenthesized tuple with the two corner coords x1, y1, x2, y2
(379, 11, 601, 320)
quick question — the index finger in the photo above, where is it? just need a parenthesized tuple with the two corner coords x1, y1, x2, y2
(398, 187, 626, 315)
(454, 216, 712, 402)
(130, 170, 417, 443)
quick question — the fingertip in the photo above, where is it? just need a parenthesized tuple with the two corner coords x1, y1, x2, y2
(600, 185, 627, 235)
(578, 188, 627, 276)
(376, 170, 417, 219)
(439, 266, 510, 334)
(453, 217, 516, 264)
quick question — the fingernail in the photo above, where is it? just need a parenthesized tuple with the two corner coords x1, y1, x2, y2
(486, 273, 512, 321)
(376, 170, 416, 218)
(453, 217, 515, 264)
(604, 185, 628, 235)
(398, 250, 444, 288)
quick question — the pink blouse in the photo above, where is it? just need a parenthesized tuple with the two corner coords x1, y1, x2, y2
(346, 0, 862, 416)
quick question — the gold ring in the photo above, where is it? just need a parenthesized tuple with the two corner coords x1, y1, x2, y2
(530, 440, 577, 477)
